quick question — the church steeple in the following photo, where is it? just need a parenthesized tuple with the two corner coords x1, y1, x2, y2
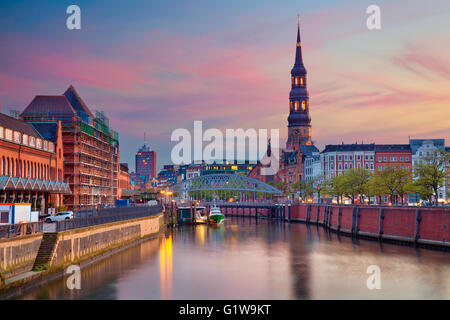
(287, 16, 312, 149)
(294, 15, 305, 69)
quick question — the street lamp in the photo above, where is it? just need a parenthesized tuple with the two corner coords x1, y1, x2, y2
(316, 186, 321, 204)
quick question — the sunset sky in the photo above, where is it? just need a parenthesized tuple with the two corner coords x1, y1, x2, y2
(1, 0, 449, 170)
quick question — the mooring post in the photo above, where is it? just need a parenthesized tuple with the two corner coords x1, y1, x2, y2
(337, 206, 341, 232)
(414, 208, 421, 242)
(378, 207, 384, 240)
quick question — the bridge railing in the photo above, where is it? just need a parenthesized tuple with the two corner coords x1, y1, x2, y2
(56, 205, 163, 232)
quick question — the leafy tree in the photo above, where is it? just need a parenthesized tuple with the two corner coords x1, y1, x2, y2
(323, 174, 346, 204)
(293, 180, 315, 201)
(341, 168, 373, 204)
(413, 149, 446, 206)
(393, 168, 413, 204)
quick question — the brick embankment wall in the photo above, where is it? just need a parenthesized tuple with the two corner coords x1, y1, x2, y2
(289, 204, 449, 248)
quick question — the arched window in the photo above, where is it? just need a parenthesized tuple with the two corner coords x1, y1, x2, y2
(302, 101, 306, 111)
(295, 76, 299, 85)
(290, 101, 293, 111)
(295, 101, 299, 111)
(291, 76, 295, 85)
(300, 76, 305, 86)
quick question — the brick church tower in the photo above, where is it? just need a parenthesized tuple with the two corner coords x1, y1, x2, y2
(286, 18, 312, 150)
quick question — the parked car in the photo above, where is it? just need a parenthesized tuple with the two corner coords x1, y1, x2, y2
(45, 211, 74, 223)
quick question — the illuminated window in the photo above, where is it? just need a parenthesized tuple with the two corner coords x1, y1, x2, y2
(231, 166, 238, 170)
(295, 101, 299, 111)
(300, 76, 305, 86)
(290, 101, 293, 111)
(302, 101, 306, 110)
(291, 76, 294, 84)
(295, 76, 299, 85)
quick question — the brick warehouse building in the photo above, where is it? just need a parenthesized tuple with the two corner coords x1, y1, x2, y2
(21, 86, 119, 210)
(0, 112, 70, 214)
(374, 144, 411, 173)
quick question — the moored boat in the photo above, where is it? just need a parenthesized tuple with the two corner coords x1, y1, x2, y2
(209, 205, 225, 225)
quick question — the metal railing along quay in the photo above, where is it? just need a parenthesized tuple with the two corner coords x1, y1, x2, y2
(55, 205, 162, 232)
(56, 204, 163, 232)
(0, 222, 44, 239)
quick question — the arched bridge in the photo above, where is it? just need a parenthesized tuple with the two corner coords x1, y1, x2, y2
(173, 173, 282, 202)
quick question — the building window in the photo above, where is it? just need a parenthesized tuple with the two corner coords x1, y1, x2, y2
(295, 101, 299, 111)
(300, 76, 305, 86)
(295, 76, 299, 85)
(344, 155, 348, 161)
(0, 126, 3, 139)
(14, 131, 20, 143)
(338, 164, 342, 170)
(22, 134, 28, 146)
(378, 165, 382, 171)
(290, 101, 293, 111)
(378, 157, 382, 162)
(357, 155, 361, 160)
(344, 164, 348, 170)
(36, 139, 42, 149)
(5, 129, 12, 141)
(30, 137, 35, 147)
(383, 156, 387, 162)
(370, 155, 374, 160)
(365, 155, 368, 160)
(338, 155, 342, 161)
(370, 163, 374, 170)
(349, 155, 353, 161)
(405, 156, 409, 162)
(400, 156, 403, 162)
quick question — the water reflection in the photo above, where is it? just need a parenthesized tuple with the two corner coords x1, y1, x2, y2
(17, 218, 450, 300)
(159, 232, 173, 299)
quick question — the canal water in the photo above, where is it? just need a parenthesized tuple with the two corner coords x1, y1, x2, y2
(19, 218, 450, 300)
